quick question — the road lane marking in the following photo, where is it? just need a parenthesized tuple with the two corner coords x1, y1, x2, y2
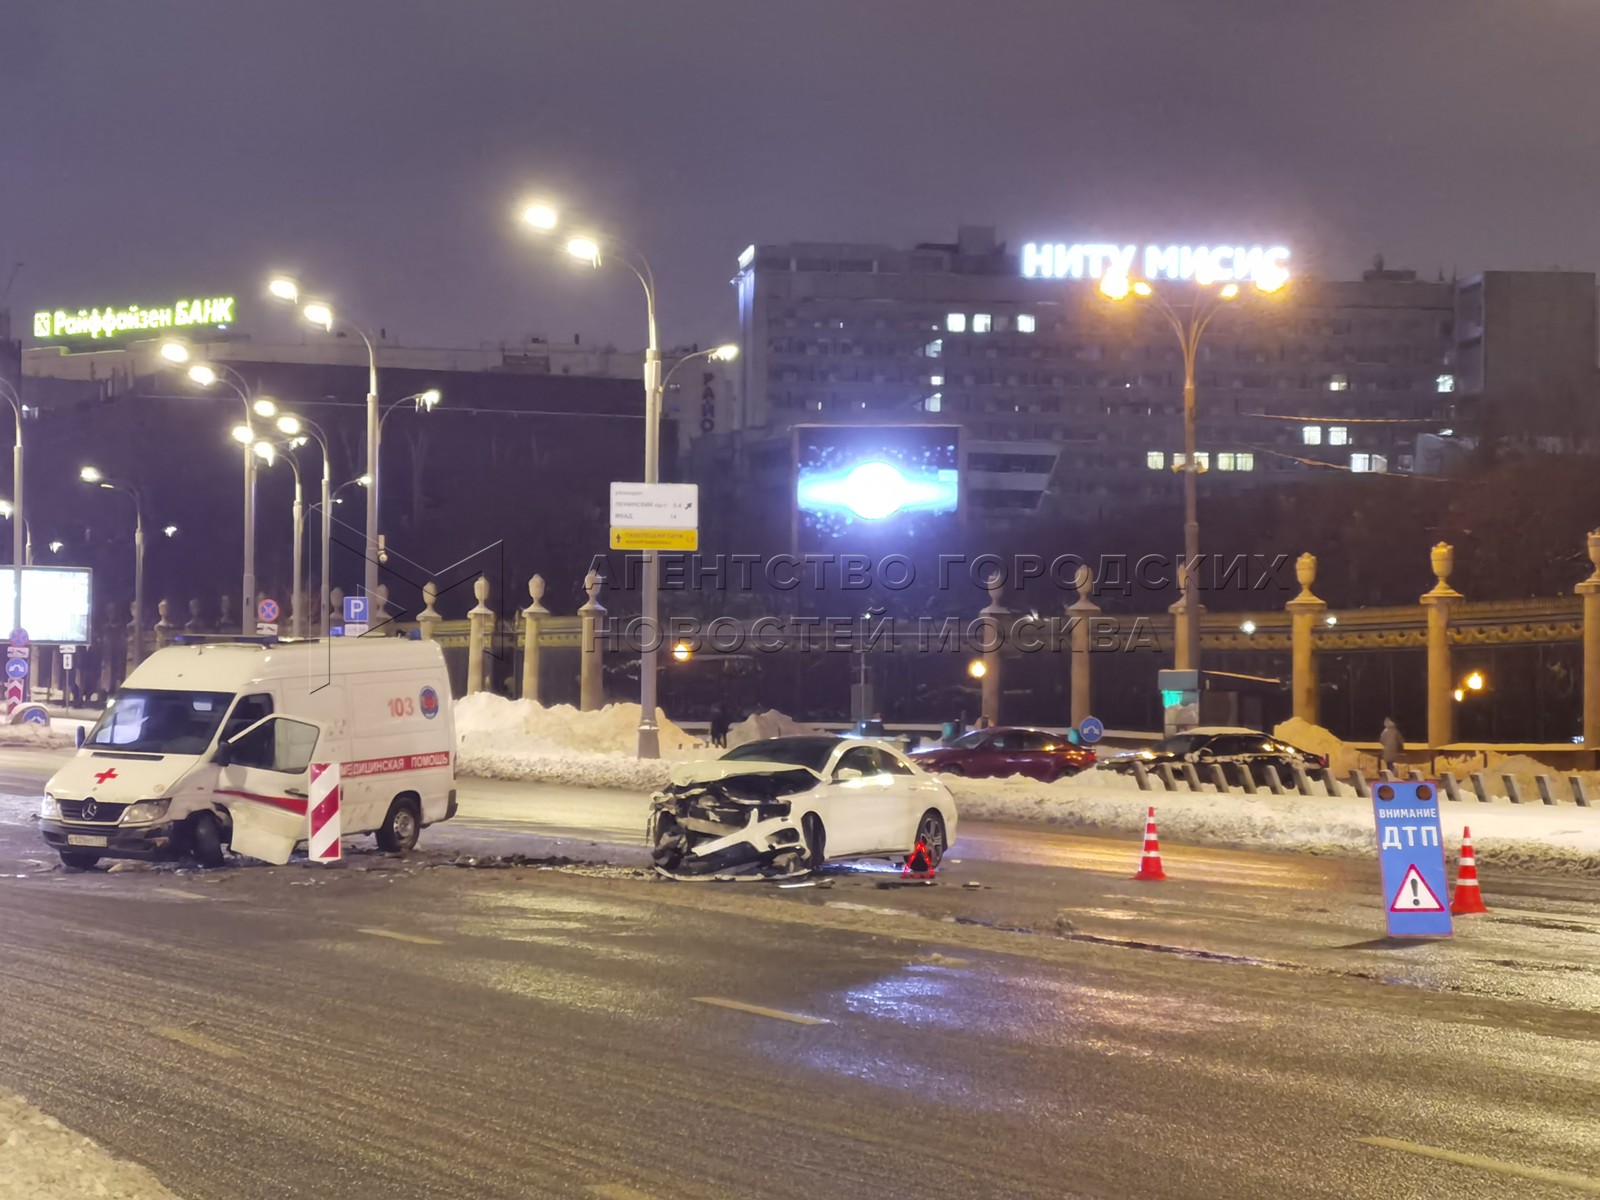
(693, 997, 828, 1025)
(357, 927, 444, 945)
(1359, 1137, 1600, 1194)
(154, 887, 209, 901)
(587, 1186, 658, 1200)
(152, 1027, 242, 1059)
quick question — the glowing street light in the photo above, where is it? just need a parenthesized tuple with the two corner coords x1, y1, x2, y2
(301, 301, 334, 331)
(78, 466, 102, 484)
(159, 341, 191, 364)
(48, 541, 62, 555)
(967, 659, 988, 679)
(1100, 262, 1290, 677)
(1466, 671, 1485, 692)
(163, 525, 178, 538)
(276, 415, 302, 436)
(564, 236, 601, 265)
(187, 363, 217, 387)
(267, 277, 300, 303)
(672, 642, 692, 662)
(710, 344, 739, 362)
(1454, 688, 1466, 703)
(252, 397, 279, 419)
(520, 202, 559, 231)
(231, 425, 253, 445)
(1240, 620, 1257, 635)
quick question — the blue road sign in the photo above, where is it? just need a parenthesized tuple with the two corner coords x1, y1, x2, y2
(4, 658, 28, 680)
(257, 597, 280, 623)
(343, 596, 368, 624)
(1372, 780, 1453, 938)
(1077, 716, 1104, 745)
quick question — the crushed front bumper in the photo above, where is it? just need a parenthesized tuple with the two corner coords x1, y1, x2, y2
(647, 795, 806, 876)
(40, 819, 182, 861)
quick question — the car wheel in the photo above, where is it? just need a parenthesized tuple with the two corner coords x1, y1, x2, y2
(58, 851, 101, 870)
(190, 812, 227, 868)
(914, 810, 948, 868)
(376, 798, 421, 853)
(801, 813, 826, 870)
(940, 764, 965, 777)
(649, 812, 687, 871)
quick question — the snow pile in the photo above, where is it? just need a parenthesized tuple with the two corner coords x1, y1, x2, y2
(453, 693, 694, 790)
(727, 709, 824, 747)
(0, 723, 73, 750)
(946, 772, 1600, 874)
(0, 1087, 179, 1199)
(1273, 717, 1359, 777)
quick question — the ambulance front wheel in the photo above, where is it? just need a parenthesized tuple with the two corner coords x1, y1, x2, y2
(190, 812, 227, 868)
(376, 797, 420, 853)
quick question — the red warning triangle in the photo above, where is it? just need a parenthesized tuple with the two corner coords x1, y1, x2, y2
(1388, 865, 1445, 913)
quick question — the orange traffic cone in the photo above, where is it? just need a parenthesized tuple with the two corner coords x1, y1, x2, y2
(1132, 806, 1167, 881)
(903, 838, 935, 879)
(1450, 826, 1489, 915)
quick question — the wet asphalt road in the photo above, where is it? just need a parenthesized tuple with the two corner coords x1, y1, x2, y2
(1, 748, 1598, 1198)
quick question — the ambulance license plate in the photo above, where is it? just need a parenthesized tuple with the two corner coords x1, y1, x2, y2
(67, 834, 108, 848)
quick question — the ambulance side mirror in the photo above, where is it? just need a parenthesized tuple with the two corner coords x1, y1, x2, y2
(74, 726, 86, 749)
(213, 739, 234, 766)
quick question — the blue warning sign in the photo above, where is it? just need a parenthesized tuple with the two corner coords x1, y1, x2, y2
(1372, 780, 1453, 938)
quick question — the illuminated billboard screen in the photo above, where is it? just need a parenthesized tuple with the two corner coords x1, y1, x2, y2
(19, 568, 93, 643)
(0, 568, 93, 643)
(795, 425, 959, 541)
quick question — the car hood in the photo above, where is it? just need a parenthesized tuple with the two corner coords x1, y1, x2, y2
(46, 752, 201, 801)
(666, 760, 824, 788)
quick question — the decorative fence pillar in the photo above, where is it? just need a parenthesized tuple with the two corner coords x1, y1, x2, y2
(1421, 541, 1461, 749)
(154, 600, 175, 651)
(466, 576, 493, 695)
(1285, 552, 1328, 727)
(521, 574, 549, 704)
(978, 572, 1006, 726)
(578, 568, 605, 712)
(373, 583, 391, 625)
(417, 581, 441, 642)
(1578, 530, 1600, 748)
(329, 588, 344, 635)
(125, 601, 139, 674)
(1067, 564, 1099, 728)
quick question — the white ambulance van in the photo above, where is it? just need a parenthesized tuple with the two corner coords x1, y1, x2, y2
(39, 637, 457, 869)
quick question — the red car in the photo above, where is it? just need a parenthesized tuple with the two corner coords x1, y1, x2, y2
(912, 726, 1095, 782)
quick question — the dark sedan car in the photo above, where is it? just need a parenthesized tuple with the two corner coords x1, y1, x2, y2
(912, 726, 1096, 782)
(1099, 727, 1327, 783)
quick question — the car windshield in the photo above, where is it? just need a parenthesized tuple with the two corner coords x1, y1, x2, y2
(948, 731, 988, 749)
(1154, 734, 1212, 756)
(719, 736, 838, 773)
(85, 689, 235, 756)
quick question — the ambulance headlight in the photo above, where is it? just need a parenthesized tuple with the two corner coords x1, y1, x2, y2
(122, 799, 171, 825)
(39, 793, 59, 820)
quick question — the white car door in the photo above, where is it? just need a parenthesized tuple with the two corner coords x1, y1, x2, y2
(808, 744, 892, 857)
(213, 715, 325, 864)
(875, 747, 931, 852)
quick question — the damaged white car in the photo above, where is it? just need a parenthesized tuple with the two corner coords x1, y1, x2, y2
(647, 736, 958, 876)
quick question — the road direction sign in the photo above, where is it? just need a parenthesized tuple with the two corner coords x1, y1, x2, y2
(343, 621, 369, 638)
(5, 658, 28, 680)
(1372, 780, 1453, 938)
(609, 482, 698, 529)
(257, 597, 280, 623)
(256, 622, 279, 637)
(1077, 716, 1104, 745)
(343, 596, 368, 624)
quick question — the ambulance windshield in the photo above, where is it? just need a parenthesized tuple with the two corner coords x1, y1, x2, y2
(85, 689, 235, 756)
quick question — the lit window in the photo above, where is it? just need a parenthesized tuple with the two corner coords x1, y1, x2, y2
(1017, 314, 1036, 333)
(1329, 426, 1349, 446)
(1146, 451, 1164, 470)
(925, 393, 942, 413)
(1328, 374, 1349, 392)
(1350, 452, 1371, 472)
(1175, 451, 1210, 470)
(1217, 453, 1235, 471)
(972, 313, 992, 333)
(1302, 426, 1323, 446)
(1370, 454, 1388, 473)
(1236, 452, 1254, 471)
(946, 313, 967, 333)
(1436, 374, 1455, 393)
(924, 339, 943, 358)
(930, 374, 943, 386)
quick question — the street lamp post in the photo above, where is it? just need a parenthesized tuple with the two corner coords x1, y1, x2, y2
(80, 468, 143, 663)
(254, 441, 304, 637)
(275, 414, 332, 636)
(162, 343, 274, 634)
(269, 281, 382, 618)
(0, 380, 23, 569)
(518, 201, 738, 758)
(1099, 264, 1287, 672)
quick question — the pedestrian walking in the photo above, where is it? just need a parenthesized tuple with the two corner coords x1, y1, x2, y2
(709, 704, 730, 749)
(1379, 716, 1404, 774)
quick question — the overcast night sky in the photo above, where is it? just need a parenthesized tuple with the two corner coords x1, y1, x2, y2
(4, 1, 1598, 354)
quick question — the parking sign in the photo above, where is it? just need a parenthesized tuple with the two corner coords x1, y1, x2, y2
(1373, 780, 1453, 938)
(344, 595, 368, 624)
